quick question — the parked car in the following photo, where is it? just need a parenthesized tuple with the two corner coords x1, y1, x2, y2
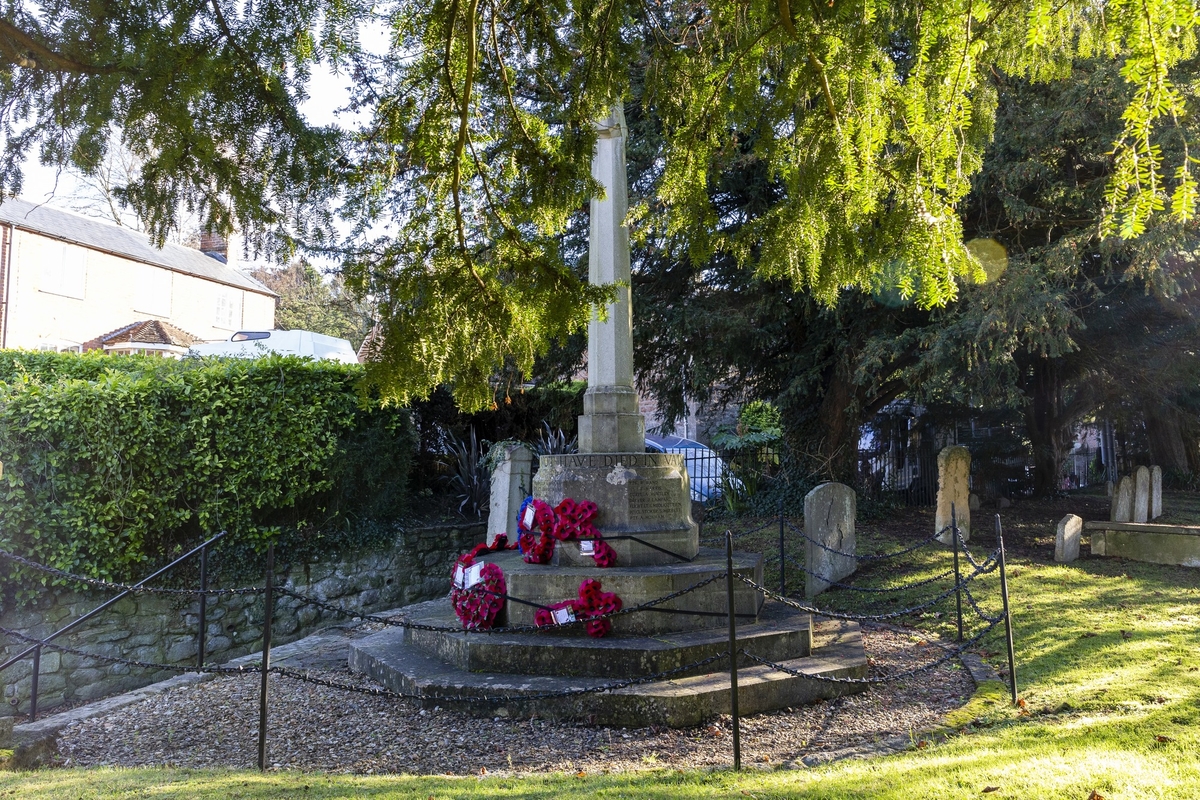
(188, 330, 359, 363)
(645, 434, 736, 502)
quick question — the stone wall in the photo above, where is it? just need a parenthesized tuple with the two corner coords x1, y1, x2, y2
(0, 522, 484, 718)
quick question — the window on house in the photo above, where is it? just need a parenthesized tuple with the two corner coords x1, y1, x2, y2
(214, 288, 240, 329)
(39, 240, 86, 299)
(135, 267, 172, 317)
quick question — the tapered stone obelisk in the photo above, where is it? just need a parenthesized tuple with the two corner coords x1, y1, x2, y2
(578, 104, 644, 453)
(533, 103, 699, 566)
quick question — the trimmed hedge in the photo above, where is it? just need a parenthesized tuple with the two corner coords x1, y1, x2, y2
(0, 353, 415, 591)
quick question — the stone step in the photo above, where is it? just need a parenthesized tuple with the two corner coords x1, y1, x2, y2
(476, 548, 763, 636)
(349, 616, 868, 728)
(395, 598, 812, 678)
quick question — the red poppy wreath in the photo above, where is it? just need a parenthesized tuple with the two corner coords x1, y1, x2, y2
(449, 536, 511, 630)
(533, 578, 623, 638)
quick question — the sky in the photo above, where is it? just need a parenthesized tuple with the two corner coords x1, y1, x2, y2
(13, 39, 368, 260)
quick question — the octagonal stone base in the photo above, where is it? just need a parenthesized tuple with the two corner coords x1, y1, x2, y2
(533, 452, 698, 567)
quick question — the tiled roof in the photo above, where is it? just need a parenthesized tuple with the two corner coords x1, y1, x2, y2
(83, 320, 202, 351)
(0, 198, 275, 297)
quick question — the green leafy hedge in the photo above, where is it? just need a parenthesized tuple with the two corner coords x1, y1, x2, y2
(0, 352, 415, 589)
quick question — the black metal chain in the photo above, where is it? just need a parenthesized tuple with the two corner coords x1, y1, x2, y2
(0, 548, 266, 597)
(0, 625, 262, 675)
(961, 582, 1004, 624)
(784, 520, 947, 562)
(952, 528, 992, 571)
(271, 649, 732, 704)
(699, 519, 778, 543)
(276, 571, 729, 635)
(783, 554, 958, 594)
(739, 616, 1004, 685)
(734, 555, 1000, 622)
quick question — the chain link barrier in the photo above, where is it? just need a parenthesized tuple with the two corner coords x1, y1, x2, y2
(785, 520, 947, 562)
(733, 552, 1000, 623)
(952, 527, 992, 571)
(739, 615, 1004, 685)
(271, 650, 731, 705)
(782, 554, 958, 595)
(0, 548, 266, 597)
(0, 625, 263, 675)
(276, 571, 728, 635)
(0, 621, 732, 705)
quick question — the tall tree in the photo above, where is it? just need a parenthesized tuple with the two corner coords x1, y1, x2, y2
(0, 2, 1196, 408)
(930, 60, 1200, 496)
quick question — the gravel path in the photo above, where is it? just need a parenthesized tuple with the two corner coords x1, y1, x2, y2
(56, 623, 974, 775)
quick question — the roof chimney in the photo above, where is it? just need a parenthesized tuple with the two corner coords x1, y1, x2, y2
(199, 229, 228, 263)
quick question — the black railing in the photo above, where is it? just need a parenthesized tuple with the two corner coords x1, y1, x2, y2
(0, 531, 226, 721)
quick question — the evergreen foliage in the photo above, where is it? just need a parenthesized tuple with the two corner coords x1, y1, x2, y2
(0, 2, 1196, 407)
(0, 354, 415, 591)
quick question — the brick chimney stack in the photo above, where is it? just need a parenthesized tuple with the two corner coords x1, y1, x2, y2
(199, 230, 228, 262)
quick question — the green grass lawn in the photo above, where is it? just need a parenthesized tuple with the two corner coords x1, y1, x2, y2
(2, 494, 1198, 799)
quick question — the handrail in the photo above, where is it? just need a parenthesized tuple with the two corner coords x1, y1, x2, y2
(0, 530, 226, 717)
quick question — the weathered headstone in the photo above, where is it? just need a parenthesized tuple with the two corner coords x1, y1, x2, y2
(1055, 514, 1082, 563)
(1150, 465, 1163, 520)
(1105, 480, 1114, 498)
(804, 482, 856, 598)
(997, 497, 1012, 509)
(487, 445, 534, 546)
(1111, 476, 1133, 522)
(968, 493, 981, 512)
(935, 445, 971, 543)
(1133, 466, 1150, 523)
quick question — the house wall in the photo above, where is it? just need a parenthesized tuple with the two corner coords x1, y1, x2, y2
(2, 227, 274, 350)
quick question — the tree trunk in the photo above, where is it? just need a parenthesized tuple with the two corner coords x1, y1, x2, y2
(1144, 403, 1191, 473)
(1023, 357, 1073, 497)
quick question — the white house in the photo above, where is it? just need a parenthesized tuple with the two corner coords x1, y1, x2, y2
(0, 198, 275, 353)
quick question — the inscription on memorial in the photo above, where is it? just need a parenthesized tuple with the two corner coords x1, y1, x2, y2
(546, 453, 682, 471)
(628, 481, 682, 523)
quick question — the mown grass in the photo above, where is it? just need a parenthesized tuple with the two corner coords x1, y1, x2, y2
(2, 493, 1198, 799)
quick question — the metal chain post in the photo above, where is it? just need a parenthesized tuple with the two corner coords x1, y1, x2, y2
(995, 515, 1018, 705)
(778, 498, 786, 596)
(725, 531, 741, 771)
(258, 543, 275, 771)
(198, 543, 208, 669)
(952, 503, 963, 642)
(29, 644, 39, 722)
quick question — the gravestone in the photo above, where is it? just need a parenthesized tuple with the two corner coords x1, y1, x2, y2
(1134, 466, 1150, 524)
(1150, 465, 1163, 520)
(1105, 480, 1114, 498)
(1111, 476, 1133, 522)
(487, 445, 533, 546)
(968, 493, 981, 512)
(804, 483, 856, 598)
(935, 445, 971, 543)
(1055, 514, 1082, 563)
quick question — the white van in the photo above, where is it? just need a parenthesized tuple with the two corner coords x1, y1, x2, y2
(188, 330, 360, 363)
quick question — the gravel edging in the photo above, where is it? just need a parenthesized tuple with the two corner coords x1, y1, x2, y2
(46, 622, 980, 775)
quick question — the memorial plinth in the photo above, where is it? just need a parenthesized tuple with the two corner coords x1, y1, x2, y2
(533, 452, 699, 567)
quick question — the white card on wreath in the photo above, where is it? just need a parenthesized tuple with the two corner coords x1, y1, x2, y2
(552, 607, 576, 625)
(579, 540, 595, 555)
(463, 562, 484, 589)
(522, 504, 536, 528)
(453, 564, 466, 589)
